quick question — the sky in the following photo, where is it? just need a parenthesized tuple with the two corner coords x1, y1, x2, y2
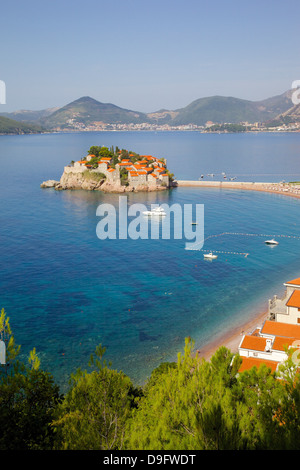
(1, 0, 300, 112)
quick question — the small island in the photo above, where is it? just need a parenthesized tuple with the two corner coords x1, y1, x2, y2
(41, 145, 174, 192)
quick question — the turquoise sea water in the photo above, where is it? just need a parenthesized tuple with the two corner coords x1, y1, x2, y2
(1, 131, 300, 390)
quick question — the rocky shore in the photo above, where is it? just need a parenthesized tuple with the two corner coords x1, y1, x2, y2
(41, 169, 168, 193)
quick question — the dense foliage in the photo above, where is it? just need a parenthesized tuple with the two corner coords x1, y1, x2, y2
(207, 123, 247, 133)
(1, 309, 300, 450)
(0, 116, 44, 134)
(0, 309, 61, 450)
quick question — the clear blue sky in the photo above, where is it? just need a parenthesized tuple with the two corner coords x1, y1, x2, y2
(1, 0, 300, 112)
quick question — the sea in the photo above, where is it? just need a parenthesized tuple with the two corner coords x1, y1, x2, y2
(1, 130, 300, 391)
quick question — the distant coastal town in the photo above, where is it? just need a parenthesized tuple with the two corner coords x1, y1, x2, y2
(61, 119, 300, 133)
(2, 90, 300, 135)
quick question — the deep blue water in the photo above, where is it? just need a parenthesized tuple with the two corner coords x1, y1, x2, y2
(1, 131, 300, 390)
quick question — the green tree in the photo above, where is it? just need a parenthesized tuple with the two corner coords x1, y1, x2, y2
(0, 365, 61, 450)
(99, 147, 113, 159)
(0, 308, 20, 368)
(53, 345, 140, 450)
(120, 168, 129, 186)
(234, 362, 290, 449)
(87, 146, 102, 157)
(87, 155, 100, 169)
(0, 309, 61, 450)
(125, 339, 244, 450)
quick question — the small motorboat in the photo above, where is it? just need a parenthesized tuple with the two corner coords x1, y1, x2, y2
(203, 252, 218, 259)
(265, 238, 279, 245)
(190, 222, 198, 225)
(143, 206, 166, 216)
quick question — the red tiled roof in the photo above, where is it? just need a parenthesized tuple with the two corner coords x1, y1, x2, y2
(286, 290, 300, 308)
(239, 335, 268, 352)
(133, 165, 146, 170)
(272, 336, 295, 352)
(239, 357, 279, 373)
(261, 320, 300, 340)
(285, 278, 300, 286)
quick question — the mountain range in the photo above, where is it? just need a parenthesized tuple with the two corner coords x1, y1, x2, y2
(0, 89, 298, 131)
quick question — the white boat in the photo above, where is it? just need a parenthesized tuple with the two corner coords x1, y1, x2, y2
(143, 206, 166, 216)
(203, 252, 218, 259)
(265, 238, 279, 245)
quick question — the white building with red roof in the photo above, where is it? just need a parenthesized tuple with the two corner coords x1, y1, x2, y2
(67, 150, 171, 189)
(238, 276, 300, 374)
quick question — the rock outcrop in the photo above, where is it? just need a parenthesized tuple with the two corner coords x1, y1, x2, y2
(40, 179, 60, 188)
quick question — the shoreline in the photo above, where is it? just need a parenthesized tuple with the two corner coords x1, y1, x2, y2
(177, 181, 299, 360)
(197, 309, 269, 361)
(175, 180, 300, 200)
(175, 180, 299, 360)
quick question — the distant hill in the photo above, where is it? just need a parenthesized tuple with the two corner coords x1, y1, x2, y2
(149, 90, 294, 126)
(0, 107, 59, 123)
(40, 96, 149, 129)
(0, 116, 44, 134)
(0, 90, 295, 131)
(265, 98, 300, 127)
(283, 103, 300, 119)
